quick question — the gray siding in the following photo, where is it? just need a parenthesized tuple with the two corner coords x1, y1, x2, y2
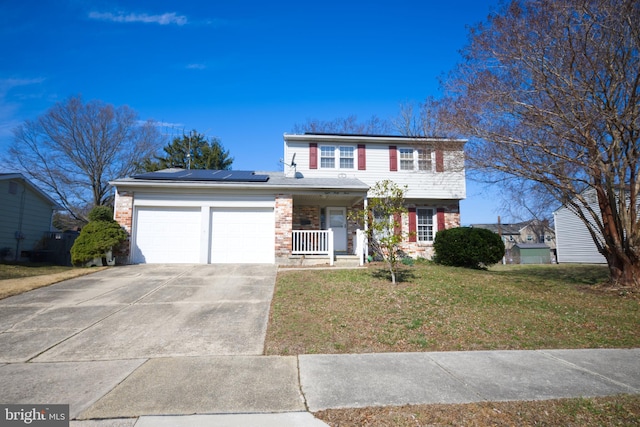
(553, 204, 607, 264)
(0, 179, 55, 257)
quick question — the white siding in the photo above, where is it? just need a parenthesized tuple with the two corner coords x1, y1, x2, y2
(285, 141, 466, 200)
(553, 205, 607, 264)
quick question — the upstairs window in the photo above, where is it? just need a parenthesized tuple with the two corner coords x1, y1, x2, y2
(399, 148, 414, 170)
(320, 146, 335, 168)
(417, 148, 432, 171)
(398, 147, 433, 171)
(320, 145, 356, 169)
(340, 146, 354, 169)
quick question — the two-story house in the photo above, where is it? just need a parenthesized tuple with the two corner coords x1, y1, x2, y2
(282, 133, 466, 260)
(110, 133, 466, 265)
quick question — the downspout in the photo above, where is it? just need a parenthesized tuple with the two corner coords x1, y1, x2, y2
(14, 181, 26, 261)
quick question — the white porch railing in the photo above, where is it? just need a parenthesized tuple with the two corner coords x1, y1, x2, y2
(354, 229, 366, 266)
(292, 229, 334, 265)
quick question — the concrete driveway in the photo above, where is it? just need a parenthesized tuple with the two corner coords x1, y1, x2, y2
(0, 264, 309, 421)
(0, 264, 277, 362)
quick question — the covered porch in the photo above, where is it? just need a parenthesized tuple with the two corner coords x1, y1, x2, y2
(275, 188, 368, 267)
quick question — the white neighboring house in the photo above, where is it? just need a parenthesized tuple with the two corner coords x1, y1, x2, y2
(110, 133, 466, 265)
(553, 190, 607, 264)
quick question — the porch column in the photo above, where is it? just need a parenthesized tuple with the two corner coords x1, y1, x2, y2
(274, 194, 293, 261)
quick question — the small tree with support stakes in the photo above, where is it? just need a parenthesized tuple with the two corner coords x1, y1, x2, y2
(351, 180, 408, 284)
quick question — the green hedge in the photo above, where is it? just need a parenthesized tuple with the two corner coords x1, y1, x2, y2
(433, 227, 505, 269)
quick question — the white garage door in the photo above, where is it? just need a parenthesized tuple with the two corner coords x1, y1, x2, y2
(210, 208, 275, 263)
(133, 207, 201, 263)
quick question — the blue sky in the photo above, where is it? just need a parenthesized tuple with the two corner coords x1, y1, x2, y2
(1, 0, 505, 225)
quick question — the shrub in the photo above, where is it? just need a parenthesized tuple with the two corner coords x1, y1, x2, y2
(433, 227, 505, 269)
(88, 205, 113, 222)
(70, 206, 128, 266)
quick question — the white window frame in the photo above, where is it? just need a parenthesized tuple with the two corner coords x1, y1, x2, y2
(417, 148, 432, 171)
(416, 207, 435, 242)
(398, 147, 433, 172)
(320, 145, 335, 168)
(399, 148, 414, 170)
(339, 146, 355, 169)
(320, 145, 356, 169)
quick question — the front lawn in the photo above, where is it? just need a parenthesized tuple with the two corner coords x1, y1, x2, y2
(0, 263, 105, 299)
(265, 263, 639, 355)
(0, 263, 76, 280)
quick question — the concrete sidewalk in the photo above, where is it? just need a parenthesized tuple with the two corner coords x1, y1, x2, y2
(3, 348, 635, 426)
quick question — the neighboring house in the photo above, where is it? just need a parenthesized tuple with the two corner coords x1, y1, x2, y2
(110, 133, 466, 265)
(0, 173, 60, 261)
(553, 191, 607, 264)
(472, 220, 556, 264)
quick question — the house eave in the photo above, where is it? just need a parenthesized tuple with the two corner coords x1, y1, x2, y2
(109, 178, 370, 193)
(283, 133, 467, 145)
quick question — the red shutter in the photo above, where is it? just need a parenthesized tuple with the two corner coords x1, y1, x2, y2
(437, 208, 446, 231)
(394, 212, 402, 236)
(357, 144, 366, 170)
(408, 208, 416, 242)
(435, 149, 444, 172)
(389, 146, 398, 171)
(309, 143, 318, 169)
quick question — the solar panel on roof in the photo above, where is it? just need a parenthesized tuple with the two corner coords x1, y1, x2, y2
(132, 169, 269, 182)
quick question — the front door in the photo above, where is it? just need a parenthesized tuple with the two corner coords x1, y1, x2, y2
(328, 207, 347, 252)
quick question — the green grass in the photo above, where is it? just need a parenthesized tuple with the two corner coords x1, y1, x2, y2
(265, 263, 639, 355)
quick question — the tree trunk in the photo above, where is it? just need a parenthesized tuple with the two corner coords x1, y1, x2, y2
(605, 252, 640, 289)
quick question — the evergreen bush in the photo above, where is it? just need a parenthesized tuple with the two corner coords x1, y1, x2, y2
(433, 227, 505, 269)
(70, 206, 128, 266)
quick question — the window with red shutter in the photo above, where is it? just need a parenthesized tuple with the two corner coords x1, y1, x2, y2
(437, 208, 446, 231)
(435, 150, 444, 172)
(389, 146, 398, 171)
(408, 208, 416, 242)
(309, 143, 318, 169)
(358, 144, 366, 170)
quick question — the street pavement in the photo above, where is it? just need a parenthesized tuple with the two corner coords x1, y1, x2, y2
(0, 264, 638, 427)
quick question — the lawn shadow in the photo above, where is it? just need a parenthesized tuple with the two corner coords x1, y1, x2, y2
(490, 264, 609, 286)
(370, 267, 416, 283)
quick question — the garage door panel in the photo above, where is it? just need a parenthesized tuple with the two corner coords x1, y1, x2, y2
(133, 207, 201, 264)
(210, 208, 274, 264)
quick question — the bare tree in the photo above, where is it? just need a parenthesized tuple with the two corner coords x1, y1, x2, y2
(9, 95, 163, 220)
(292, 114, 391, 135)
(443, 0, 640, 287)
(393, 96, 456, 138)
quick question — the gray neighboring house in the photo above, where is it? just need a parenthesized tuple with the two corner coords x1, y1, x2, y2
(471, 220, 556, 264)
(0, 173, 60, 261)
(553, 191, 607, 264)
